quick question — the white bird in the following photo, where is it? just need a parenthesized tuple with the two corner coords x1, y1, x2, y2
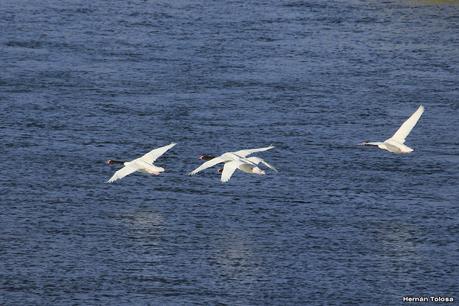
(189, 146, 277, 182)
(360, 105, 424, 154)
(106, 143, 176, 183)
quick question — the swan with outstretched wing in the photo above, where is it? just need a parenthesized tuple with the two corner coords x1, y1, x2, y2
(106, 143, 176, 183)
(359, 105, 424, 154)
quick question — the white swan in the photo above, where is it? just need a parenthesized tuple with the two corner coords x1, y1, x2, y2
(360, 105, 424, 154)
(189, 146, 277, 182)
(106, 143, 176, 183)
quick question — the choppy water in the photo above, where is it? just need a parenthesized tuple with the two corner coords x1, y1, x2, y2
(1, 0, 458, 305)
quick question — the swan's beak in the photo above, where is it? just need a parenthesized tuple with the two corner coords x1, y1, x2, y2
(217, 168, 223, 174)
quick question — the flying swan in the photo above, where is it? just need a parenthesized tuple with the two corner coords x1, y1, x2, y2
(359, 105, 424, 154)
(189, 146, 277, 182)
(106, 143, 176, 183)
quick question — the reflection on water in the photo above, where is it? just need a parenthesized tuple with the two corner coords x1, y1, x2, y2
(127, 211, 165, 229)
(212, 232, 261, 283)
(376, 222, 422, 262)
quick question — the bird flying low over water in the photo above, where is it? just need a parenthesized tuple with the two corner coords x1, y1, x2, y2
(106, 143, 176, 183)
(359, 105, 424, 154)
(189, 145, 277, 182)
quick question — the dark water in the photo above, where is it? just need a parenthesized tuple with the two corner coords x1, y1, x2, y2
(1, 0, 458, 305)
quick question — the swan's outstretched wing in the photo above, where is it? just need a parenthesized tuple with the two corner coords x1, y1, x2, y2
(233, 145, 274, 157)
(388, 105, 424, 144)
(246, 157, 278, 172)
(189, 156, 226, 175)
(140, 143, 176, 164)
(107, 165, 138, 183)
(221, 161, 240, 183)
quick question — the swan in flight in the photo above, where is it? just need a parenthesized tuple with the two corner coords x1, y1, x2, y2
(359, 105, 424, 154)
(106, 143, 176, 183)
(189, 146, 277, 182)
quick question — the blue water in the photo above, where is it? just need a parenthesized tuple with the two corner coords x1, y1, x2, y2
(1, 0, 458, 305)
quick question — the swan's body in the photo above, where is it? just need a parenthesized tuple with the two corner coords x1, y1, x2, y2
(189, 146, 277, 182)
(106, 143, 176, 183)
(360, 105, 424, 154)
(219, 156, 277, 182)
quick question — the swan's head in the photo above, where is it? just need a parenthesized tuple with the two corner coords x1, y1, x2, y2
(252, 167, 265, 175)
(358, 140, 370, 146)
(106, 159, 124, 165)
(199, 155, 215, 161)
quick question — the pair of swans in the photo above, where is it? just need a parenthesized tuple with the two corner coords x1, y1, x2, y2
(107, 144, 277, 183)
(107, 105, 424, 183)
(189, 146, 278, 183)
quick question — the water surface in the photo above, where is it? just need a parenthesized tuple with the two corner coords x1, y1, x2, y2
(1, 0, 458, 305)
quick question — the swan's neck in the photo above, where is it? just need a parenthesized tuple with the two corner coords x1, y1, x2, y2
(362, 142, 383, 147)
(108, 160, 125, 165)
(200, 155, 216, 161)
